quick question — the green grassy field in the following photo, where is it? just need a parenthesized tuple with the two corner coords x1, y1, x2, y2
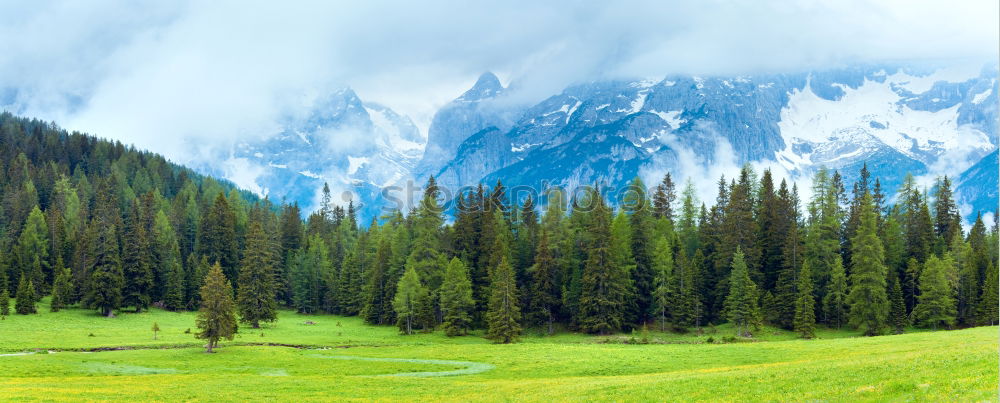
(1, 301, 996, 402)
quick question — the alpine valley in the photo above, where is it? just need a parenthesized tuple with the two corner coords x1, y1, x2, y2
(223, 63, 999, 221)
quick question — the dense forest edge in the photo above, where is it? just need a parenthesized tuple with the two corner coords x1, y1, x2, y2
(0, 112, 997, 346)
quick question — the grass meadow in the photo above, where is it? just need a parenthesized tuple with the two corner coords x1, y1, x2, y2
(0, 299, 996, 401)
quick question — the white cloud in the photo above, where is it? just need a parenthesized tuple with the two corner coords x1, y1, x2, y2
(0, 0, 996, 170)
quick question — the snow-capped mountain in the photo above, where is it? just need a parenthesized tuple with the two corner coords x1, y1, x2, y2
(230, 88, 425, 219)
(420, 63, 997, 219)
(229, 63, 997, 222)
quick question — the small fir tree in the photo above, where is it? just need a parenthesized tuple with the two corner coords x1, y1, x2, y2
(195, 263, 238, 353)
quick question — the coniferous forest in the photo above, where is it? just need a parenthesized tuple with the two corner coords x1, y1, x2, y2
(1, 112, 998, 343)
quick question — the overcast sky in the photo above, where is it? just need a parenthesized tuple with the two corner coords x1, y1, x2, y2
(1, 0, 997, 163)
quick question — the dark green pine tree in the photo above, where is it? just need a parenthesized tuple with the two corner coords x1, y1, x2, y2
(15, 273, 37, 315)
(932, 176, 962, 253)
(236, 221, 278, 328)
(724, 247, 762, 338)
(650, 235, 675, 332)
(292, 236, 326, 314)
(652, 172, 676, 221)
(87, 220, 123, 317)
(577, 190, 630, 334)
(793, 260, 816, 339)
(198, 193, 239, 282)
(15, 206, 49, 292)
(822, 255, 849, 328)
(912, 254, 957, 330)
(362, 237, 392, 325)
(977, 262, 999, 326)
(50, 262, 73, 312)
(121, 201, 154, 313)
(393, 266, 426, 335)
(611, 212, 638, 326)
(0, 287, 9, 316)
(152, 210, 185, 310)
(720, 165, 762, 288)
(951, 232, 980, 326)
(773, 183, 803, 329)
(440, 257, 474, 336)
(888, 268, 907, 334)
(847, 193, 889, 336)
(196, 263, 238, 353)
(486, 255, 521, 343)
(626, 177, 656, 326)
(900, 175, 933, 264)
(407, 177, 447, 293)
(528, 228, 560, 334)
(185, 255, 210, 310)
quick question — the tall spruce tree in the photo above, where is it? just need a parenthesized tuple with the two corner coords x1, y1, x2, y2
(793, 260, 816, 339)
(14, 273, 36, 314)
(15, 206, 49, 291)
(121, 201, 154, 313)
(486, 255, 521, 343)
(626, 178, 656, 326)
(847, 193, 889, 336)
(823, 256, 849, 328)
(50, 264, 72, 312)
(888, 269, 907, 334)
(195, 263, 238, 353)
(236, 221, 278, 328)
(578, 190, 630, 334)
(87, 220, 123, 317)
(362, 237, 393, 324)
(912, 254, 957, 330)
(528, 228, 560, 334)
(393, 266, 426, 335)
(725, 247, 761, 338)
(650, 235, 675, 332)
(440, 257, 474, 336)
(977, 262, 998, 325)
(198, 193, 239, 282)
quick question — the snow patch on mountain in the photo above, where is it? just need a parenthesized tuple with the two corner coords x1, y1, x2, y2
(778, 75, 994, 169)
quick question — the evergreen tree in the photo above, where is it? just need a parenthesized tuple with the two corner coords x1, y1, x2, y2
(15, 206, 49, 291)
(823, 256, 849, 328)
(932, 176, 962, 252)
(362, 238, 392, 324)
(50, 264, 73, 312)
(406, 177, 447, 294)
(87, 220, 123, 317)
(626, 177, 656, 325)
(292, 236, 326, 314)
(793, 260, 815, 339)
(912, 254, 957, 329)
(236, 221, 278, 328)
(951, 232, 979, 326)
(650, 235, 675, 332)
(724, 248, 761, 337)
(440, 257, 474, 336)
(847, 193, 889, 336)
(0, 287, 9, 316)
(528, 228, 560, 334)
(888, 269, 907, 334)
(198, 193, 239, 282)
(977, 262, 998, 326)
(195, 263, 238, 353)
(577, 190, 629, 334)
(153, 210, 185, 310)
(652, 173, 676, 220)
(486, 255, 521, 343)
(15, 273, 36, 314)
(121, 202, 154, 312)
(393, 266, 426, 335)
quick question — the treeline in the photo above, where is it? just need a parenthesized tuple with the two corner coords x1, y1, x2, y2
(1, 113, 997, 343)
